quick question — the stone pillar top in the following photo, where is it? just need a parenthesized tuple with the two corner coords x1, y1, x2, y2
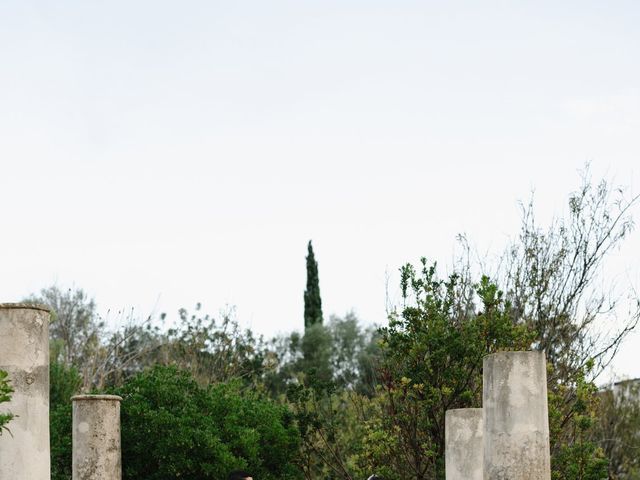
(483, 349, 551, 480)
(0, 303, 51, 312)
(73, 392, 123, 479)
(446, 407, 483, 414)
(72, 394, 123, 402)
(483, 349, 545, 361)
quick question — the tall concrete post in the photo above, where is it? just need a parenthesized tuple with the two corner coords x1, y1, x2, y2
(483, 351, 551, 480)
(0, 303, 51, 480)
(72, 394, 123, 480)
(445, 408, 483, 480)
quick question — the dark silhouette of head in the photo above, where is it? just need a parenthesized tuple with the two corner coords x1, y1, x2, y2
(228, 470, 253, 480)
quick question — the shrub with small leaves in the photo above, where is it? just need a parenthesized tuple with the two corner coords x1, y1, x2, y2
(0, 370, 14, 435)
(114, 365, 302, 480)
(50, 365, 302, 480)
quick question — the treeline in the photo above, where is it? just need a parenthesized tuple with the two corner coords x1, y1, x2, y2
(11, 170, 640, 479)
(33, 287, 383, 479)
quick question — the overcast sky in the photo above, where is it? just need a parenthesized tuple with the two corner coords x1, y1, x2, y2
(1, 1, 639, 382)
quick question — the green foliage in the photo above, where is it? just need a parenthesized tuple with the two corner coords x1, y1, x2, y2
(50, 365, 302, 480)
(271, 313, 383, 480)
(50, 402, 73, 480)
(113, 365, 302, 480)
(328, 313, 381, 394)
(549, 363, 608, 480)
(288, 263, 536, 480)
(553, 440, 608, 480)
(263, 314, 381, 397)
(597, 380, 640, 479)
(304, 241, 323, 329)
(49, 356, 82, 412)
(287, 383, 371, 480)
(299, 323, 334, 387)
(48, 360, 81, 480)
(0, 369, 14, 436)
(370, 260, 532, 479)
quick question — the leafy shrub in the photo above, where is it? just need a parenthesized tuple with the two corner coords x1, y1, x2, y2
(50, 402, 73, 480)
(0, 370, 14, 435)
(51, 365, 302, 480)
(50, 358, 82, 412)
(114, 365, 302, 479)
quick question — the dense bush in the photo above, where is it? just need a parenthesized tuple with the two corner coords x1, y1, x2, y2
(50, 402, 73, 480)
(51, 365, 302, 480)
(49, 357, 83, 480)
(114, 365, 302, 479)
(49, 358, 82, 412)
(365, 266, 533, 479)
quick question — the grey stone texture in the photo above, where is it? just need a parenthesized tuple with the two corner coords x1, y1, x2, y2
(0, 303, 51, 480)
(483, 350, 551, 480)
(445, 408, 483, 480)
(72, 394, 123, 480)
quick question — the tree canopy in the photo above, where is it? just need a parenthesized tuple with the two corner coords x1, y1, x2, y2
(304, 241, 323, 329)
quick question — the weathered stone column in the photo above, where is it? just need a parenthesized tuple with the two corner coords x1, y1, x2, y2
(0, 303, 51, 480)
(483, 351, 551, 480)
(445, 408, 483, 480)
(72, 394, 123, 480)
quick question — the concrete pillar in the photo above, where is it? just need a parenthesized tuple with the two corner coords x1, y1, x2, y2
(72, 394, 123, 480)
(483, 351, 551, 480)
(445, 408, 483, 480)
(0, 303, 51, 480)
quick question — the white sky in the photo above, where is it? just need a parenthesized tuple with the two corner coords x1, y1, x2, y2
(1, 1, 639, 381)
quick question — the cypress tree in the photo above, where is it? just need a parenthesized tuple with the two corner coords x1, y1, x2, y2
(304, 240, 323, 328)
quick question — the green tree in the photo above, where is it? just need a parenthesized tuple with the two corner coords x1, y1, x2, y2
(116, 366, 302, 480)
(365, 262, 532, 479)
(0, 370, 14, 435)
(261, 331, 304, 396)
(549, 362, 608, 480)
(304, 241, 323, 329)
(323, 313, 382, 395)
(287, 383, 372, 480)
(267, 313, 383, 479)
(359, 170, 635, 479)
(597, 379, 640, 479)
(48, 350, 85, 480)
(299, 323, 334, 387)
(50, 401, 73, 480)
(51, 365, 303, 480)
(49, 343, 83, 412)
(262, 313, 381, 397)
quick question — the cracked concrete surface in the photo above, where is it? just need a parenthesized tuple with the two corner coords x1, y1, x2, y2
(0, 304, 51, 480)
